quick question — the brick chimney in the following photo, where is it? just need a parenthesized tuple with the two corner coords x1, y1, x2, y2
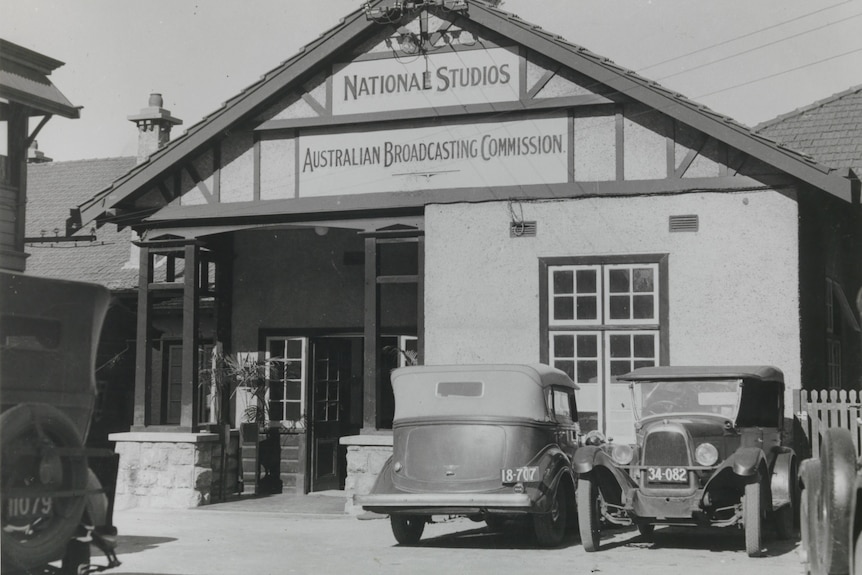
(128, 93, 182, 164)
(27, 141, 53, 163)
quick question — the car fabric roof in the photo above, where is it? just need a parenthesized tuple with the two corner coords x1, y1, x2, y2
(619, 365, 784, 383)
(393, 364, 578, 390)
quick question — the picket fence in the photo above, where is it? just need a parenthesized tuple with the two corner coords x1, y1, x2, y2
(795, 389, 862, 459)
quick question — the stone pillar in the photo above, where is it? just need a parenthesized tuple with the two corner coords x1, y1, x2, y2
(110, 431, 219, 510)
(340, 433, 393, 515)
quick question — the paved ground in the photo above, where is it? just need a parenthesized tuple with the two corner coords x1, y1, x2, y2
(92, 492, 805, 575)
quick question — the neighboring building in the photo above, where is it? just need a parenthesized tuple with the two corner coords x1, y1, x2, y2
(71, 0, 861, 507)
(756, 86, 862, 391)
(0, 38, 79, 271)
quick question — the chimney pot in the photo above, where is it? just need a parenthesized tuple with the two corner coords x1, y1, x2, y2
(148, 93, 163, 107)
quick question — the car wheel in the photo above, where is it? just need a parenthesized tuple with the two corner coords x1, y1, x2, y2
(637, 523, 655, 538)
(819, 428, 855, 575)
(577, 476, 601, 552)
(800, 458, 823, 575)
(390, 515, 426, 545)
(1, 404, 88, 573)
(534, 485, 568, 547)
(744, 481, 763, 557)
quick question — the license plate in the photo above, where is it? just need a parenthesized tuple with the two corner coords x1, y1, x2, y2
(501, 466, 539, 484)
(646, 467, 688, 483)
(4, 497, 53, 530)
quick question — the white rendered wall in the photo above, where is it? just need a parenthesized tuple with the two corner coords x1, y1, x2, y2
(424, 190, 801, 398)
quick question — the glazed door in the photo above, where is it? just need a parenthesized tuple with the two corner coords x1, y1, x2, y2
(309, 338, 352, 492)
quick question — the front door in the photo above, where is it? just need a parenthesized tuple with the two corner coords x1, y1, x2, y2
(309, 338, 353, 492)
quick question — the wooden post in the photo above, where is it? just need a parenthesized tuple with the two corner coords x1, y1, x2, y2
(363, 237, 379, 431)
(180, 243, 201, 431)
(133, 246, 154, 428)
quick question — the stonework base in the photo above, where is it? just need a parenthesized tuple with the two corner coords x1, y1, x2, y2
(340, 433, 393, 515)
(109, 431, 235, 510)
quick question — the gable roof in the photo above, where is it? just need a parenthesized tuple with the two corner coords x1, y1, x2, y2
(755, 85, 862, 176)
(75, 1, 855, 229)
(27, 157, 139, 289)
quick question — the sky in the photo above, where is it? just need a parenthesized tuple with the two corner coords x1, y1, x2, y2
(3, 0, 861, 162)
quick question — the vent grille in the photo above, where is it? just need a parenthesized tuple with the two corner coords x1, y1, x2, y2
(642, 430, 690, 466)
(669, 215, 699, 233)
(510, 221, 537, 237)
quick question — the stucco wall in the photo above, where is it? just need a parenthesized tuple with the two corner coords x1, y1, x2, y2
(424, 190, 802, 402)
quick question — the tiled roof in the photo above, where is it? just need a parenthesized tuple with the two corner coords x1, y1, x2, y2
(26, 157, 140, 289)
(75, 0, 855, 225)
(755, 85, 862, 176)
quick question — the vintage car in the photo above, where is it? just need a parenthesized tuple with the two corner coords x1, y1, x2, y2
(1, 271, 121, 574)
(356, 364, 581, 547)
(574, 365, 798, 557)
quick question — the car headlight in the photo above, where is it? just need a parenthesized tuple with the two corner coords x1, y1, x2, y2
(695, 442, 719, 466)
(610, 444, 634, 465)
(585, 430, 606, 446)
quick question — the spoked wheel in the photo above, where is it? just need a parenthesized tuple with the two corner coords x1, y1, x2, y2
(818, 429, 855, 575)
(1, 404, 88, 573)
(577, 476, 601, 552)
(744, 480, 763, 558)
(390, 515, 426, 545)
(533, 485, 568, 547)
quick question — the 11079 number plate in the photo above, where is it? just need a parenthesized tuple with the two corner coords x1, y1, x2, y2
(501, 466, 539, 484)
(646, 467, 688, 483)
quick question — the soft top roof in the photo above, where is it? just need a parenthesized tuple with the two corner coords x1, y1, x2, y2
(619, 365, 784, 383)
(392, 363, 578, 390)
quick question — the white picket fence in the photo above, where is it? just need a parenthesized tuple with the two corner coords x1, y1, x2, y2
(796, 389, 862, 459)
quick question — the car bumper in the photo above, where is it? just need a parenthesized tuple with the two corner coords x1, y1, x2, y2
(356, 492, 533, 515)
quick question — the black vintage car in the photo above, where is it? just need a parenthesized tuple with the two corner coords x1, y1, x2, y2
(1, 271, 121, 574)
(357, 364, 581, 547)
(574, 365, 798, 557)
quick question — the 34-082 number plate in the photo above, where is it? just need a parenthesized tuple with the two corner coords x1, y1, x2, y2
(501, 466, 539, 483)
(646, 467, 688, 483)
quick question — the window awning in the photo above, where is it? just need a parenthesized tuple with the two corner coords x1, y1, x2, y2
(0, 38, 80, 119)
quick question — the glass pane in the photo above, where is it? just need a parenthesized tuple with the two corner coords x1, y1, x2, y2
(285, 402, 301, 421)
(633, 334, 655, 358)
(553, 270, 574, 294)
(327, 401, 339, 421)
(315, 400, 326, 419)
(610, 360, 632, 378)
(576, 296, 597, 320)
(554, 296, 574, 321)
(577, 360, 598, 383)
(286, 339, 302, 358)
(555, 360, 575, 380)
(379, 241, 418, 276)
(577, 334, 598, 358)
(576, 269, 597, 293)
(269, 359, 285, 382)
(286, 380, 301, 400)
(268, 340, 285, 357)
(608, 269, 630, 293)
(609, 334, 631, 358)
(634, 360, 656, 370)
(286, 361, 302, 379)
(554, 334, 574, 357)
(269, 382, 284, 401)
(609, 295, 630, 320)
(269, 401, 284, 421)
(633, 295, 654, 320)
(632, 268, 654, 292)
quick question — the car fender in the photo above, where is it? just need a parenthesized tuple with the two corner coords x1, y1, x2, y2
(725, 447, 767, 479)
(573, 445, 636, 494)
(769, 448, 797, 509)
(573, 445, 605, 474)
(367, 456, 397, 495)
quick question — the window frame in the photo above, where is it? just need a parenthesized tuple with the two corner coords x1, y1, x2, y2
(264, 336, 308, 429)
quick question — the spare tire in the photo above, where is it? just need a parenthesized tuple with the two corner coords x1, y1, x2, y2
(1, 403, 88, 572)
(818, 428, 856, 575)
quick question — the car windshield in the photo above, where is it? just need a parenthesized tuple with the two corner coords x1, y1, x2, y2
(631, 379, 741, 419)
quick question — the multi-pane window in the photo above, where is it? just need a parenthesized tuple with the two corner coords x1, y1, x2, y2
(542, 256, 666, 439)
(266, 337, 307, 427)
(828, 340, 841, 390)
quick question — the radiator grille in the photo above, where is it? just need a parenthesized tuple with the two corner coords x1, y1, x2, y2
(642, 430, 690, 466)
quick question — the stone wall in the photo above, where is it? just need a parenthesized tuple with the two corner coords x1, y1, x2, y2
(341, 434, 393, 515)
(110, 431, 240, 510)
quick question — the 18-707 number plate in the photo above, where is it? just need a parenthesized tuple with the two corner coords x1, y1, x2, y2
(501, 466, 539, 484)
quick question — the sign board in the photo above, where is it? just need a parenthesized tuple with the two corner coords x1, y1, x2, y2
(298, 115, 568, 197)
(332, 48, 520, 116)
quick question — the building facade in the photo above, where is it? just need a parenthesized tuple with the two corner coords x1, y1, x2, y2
(73, 1, 861, 506)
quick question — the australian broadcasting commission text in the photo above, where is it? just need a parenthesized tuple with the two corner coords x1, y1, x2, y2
(302, 133, 564, 173)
